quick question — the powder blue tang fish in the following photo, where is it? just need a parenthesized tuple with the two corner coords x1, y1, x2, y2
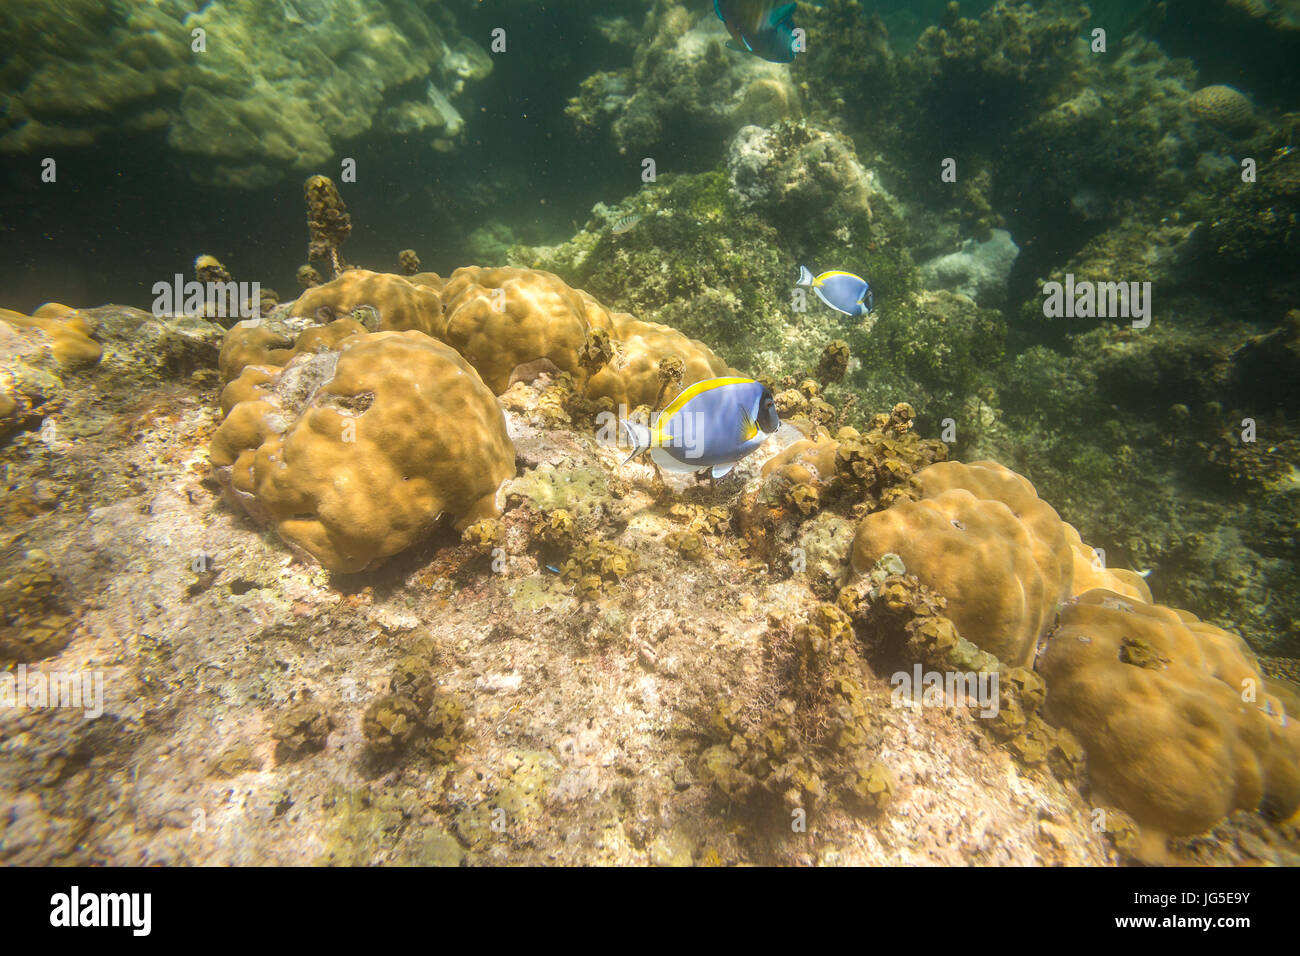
(714, 0, 799, 64)
(797, 266, 875, 317)
(621, 377, 780, 479)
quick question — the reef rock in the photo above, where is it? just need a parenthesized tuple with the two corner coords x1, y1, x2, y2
(0, 0, 492, 186)
(566, 1, 799, 158)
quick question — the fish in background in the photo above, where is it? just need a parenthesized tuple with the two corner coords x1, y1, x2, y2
(714, 0, 800, 64)
(797, 266, 875, 317)
(621, 377, 780, 480)
(611, 213, 642, 235)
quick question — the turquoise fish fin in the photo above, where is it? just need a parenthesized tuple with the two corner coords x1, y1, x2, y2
(770, 3, 797, 25)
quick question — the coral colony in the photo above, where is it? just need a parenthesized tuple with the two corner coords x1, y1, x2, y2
(0, 0, 1297, 870)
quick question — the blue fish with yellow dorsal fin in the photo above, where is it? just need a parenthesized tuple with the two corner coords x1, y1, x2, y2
(797, 266, 875, 317)
(714, 0, 799, 64)
(620, 377, 780, 479)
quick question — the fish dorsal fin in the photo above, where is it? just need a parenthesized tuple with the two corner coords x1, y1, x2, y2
(739, 403, 759, 442)
(714, 0, 726, 23)
(659, 376, 754, 424)
(770, 3, 797, 26)
(712, 463, 735, 479)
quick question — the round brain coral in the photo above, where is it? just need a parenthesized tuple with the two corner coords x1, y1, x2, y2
(1038, 588, 1300, 844)
(1188, 84, 1255, 133)
(210, 328, 515, 573)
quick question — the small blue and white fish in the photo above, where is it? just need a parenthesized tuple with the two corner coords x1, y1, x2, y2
(797, 266, 875, 317)
(714, 0, 799, 64)
(621, 377, 780, 479)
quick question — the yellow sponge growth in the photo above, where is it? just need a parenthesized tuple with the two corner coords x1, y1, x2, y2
(211, 326, 514, 573)
(1038, 588, 1300, 840)
(0, 303, 101, 367)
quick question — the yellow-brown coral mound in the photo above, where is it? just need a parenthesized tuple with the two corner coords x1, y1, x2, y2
(1062, 523, 1153, 603)
(850, 486, 1065, 667)
(439, 266, 734, 404)
(587, 314, 734, 409)
(218, 318, 369, 411)
(0, 303, 101, 367)
(1188, 84, 1255, 132)
(1038, 588, 1300, 839)
(851, 459, 1158, 665)
(924, 460, 1152, 602)
(289, 269, 444, 337)
(440, 266, 613, 393)
(211, 328, 514, 573)
(917, 460, 1076, 593)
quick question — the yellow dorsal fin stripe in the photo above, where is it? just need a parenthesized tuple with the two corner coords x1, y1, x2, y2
(816, 270, 864, 283)
(656, 376, 754, 426)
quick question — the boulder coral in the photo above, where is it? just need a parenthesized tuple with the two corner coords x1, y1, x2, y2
(440, 266, 618, 394)
(1188, 84, 1256, 133)
(0, 0, 493, 186)
(210, 326, 514, 573)
(218, 270, 445, 385)
(440, 266, 734, 405)
(0, 304, 102, 368)
(585, 314, 734, 410)
(850, 481, 1068, 667)
(850, 460, 1146, 666)
(289, 269, 444, 338)
(1038, 588, 1300, 843)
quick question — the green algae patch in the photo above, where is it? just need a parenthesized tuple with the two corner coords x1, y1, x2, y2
(506, 575, 572, 614)
(502, 464, 611, 523)
(452, 749, 560, 852)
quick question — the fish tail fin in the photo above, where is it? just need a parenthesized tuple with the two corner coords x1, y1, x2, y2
(620, 419, 652, 465)
(770, 2, 797, 25)
(796, 266, 815, 287)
